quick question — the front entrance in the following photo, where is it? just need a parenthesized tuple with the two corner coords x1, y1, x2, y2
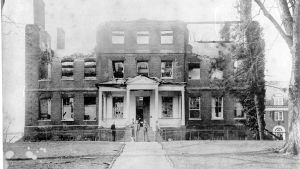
(136, 96, 150, 126)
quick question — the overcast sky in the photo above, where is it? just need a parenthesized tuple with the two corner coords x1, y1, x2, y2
(2, 0, 291, 132)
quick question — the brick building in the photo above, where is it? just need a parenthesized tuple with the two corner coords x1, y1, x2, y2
(95, 20, 187, 129)
(25, 1, 247, 138)
(265, 81, 289, 140)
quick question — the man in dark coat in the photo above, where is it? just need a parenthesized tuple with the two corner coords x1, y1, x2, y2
(111, 121, 116, 141)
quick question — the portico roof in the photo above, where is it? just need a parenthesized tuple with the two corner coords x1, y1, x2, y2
(96, 75, 185, 88)
(126, 75, 159, 85)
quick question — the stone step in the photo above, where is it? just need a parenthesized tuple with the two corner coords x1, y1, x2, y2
(121, 126, 163, 142)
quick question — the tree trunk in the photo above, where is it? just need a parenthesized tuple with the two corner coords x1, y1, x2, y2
(280, 0, 300, 155)
(280, 55, 300, 155)
(254, 0, 300, 155)
(254, 94, 264, 140)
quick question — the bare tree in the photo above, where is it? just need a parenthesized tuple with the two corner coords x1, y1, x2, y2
(254, 0, 300, 155)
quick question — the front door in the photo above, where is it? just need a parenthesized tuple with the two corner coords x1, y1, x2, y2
(136, 96, 150, 126)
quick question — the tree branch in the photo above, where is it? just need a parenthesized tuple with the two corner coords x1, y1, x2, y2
(278, 0, 293, 36)
(254, 0, 293, 48)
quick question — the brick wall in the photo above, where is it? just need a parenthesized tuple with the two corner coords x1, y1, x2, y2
(185, 90, 239, 129)
(184, 42, 237, 129)
(97, 53, 185, 82)
(25, 25, 41, 90)
(265, 111, 288, 132)
(25, 24, 51, 127)
(96, 20, 187, 53)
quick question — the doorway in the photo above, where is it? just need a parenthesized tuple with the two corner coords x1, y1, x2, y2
(136, 96, 150, 127)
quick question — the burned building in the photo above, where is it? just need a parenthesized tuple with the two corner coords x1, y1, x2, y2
(25, 1, 247, 140)
(95, 20, 187, 129)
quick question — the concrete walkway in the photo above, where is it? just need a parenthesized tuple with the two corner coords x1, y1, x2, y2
(111, 142, 173, 169)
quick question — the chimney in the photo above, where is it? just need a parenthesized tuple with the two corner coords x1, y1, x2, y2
(33, 0, 45, 28)
(57, 28, 65, 49)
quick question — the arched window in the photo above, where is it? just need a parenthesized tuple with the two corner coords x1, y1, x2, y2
(273, 126, 285, 140)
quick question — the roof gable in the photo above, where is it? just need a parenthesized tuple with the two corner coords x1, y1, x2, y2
(126, 75, 159, 85)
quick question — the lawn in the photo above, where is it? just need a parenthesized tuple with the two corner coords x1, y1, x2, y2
(162, 141, 300, 169)
(3, 141, 124, 169)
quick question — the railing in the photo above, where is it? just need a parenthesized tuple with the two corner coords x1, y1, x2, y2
(4, 127, 287, 142)
(160, 129, 248, 141)
(22, 125, 129, 142)
(264, 129, 286, 140)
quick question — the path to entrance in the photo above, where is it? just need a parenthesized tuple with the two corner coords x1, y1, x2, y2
(111, 142, 173, 169)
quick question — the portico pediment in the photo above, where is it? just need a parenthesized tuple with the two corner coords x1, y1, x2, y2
(126, 75, 159, 85)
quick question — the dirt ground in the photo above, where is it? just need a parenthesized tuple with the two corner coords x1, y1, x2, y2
(3, 141, 124, 169)
(162, 140, 300, 169)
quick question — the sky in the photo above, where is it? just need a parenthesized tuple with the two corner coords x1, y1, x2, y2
(2, 0, 291, 133)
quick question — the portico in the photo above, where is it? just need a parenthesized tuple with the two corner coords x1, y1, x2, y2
(96, 76, 185, 131)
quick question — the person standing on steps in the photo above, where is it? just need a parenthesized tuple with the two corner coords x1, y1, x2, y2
(143, 120, 149, 142)
(111, 121, 116, 141)
(134, 120, 139, 141)
(155, 120, 160, 142)
(130, 119, 135, 141)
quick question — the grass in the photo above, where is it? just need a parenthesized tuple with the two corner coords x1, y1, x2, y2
(162, 140, 300, 169)
(3, 141, 124, 169)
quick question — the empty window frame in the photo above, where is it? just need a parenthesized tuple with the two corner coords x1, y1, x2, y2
(112, 31, 125, 44)
(211, 69, 223, 80)
(39, 50, 52, 80)
(273, 94, 284, 105)
(137, 61, 149, 76)
(234, 99, 244, 118)
(212, 97, 223, 119)
(112, 61, 124, 78)
(189, 97, 201, 119)
(161, 61, 173, 78)
(161, 31, 173, 44)
(275, 111, 283, 121)
(113, 97, 124, 119)
(39, 63, 51, 80)
(84, 58, 96, 78)
(39, 98, 51, 120)
(162, 97, 173, 118)
(137, 31, 149, 44)
(62, 97, 74, 121)
(84, 96, 96, 121)
(61, 58, 74, 79)
(188, 63, 200, 80)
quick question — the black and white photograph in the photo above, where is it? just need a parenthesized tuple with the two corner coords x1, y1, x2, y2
(1, 0, 300, 168)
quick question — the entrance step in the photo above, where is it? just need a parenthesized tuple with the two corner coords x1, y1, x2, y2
(135, 127, 161, 142)
(122, 126, 134, 142)
(123, 126, 161, 142)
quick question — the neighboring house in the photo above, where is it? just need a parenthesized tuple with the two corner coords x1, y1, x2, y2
(265, 81, 289, 140)
(25, 0, 247, 138)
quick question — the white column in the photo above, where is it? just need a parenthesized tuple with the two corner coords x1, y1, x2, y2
(103, 93, 106, 122)
(126, 88, 131, 122)
(154, 87, 159, 131)
(181, 89, 185, 125)
(98, 89, 103, 127)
